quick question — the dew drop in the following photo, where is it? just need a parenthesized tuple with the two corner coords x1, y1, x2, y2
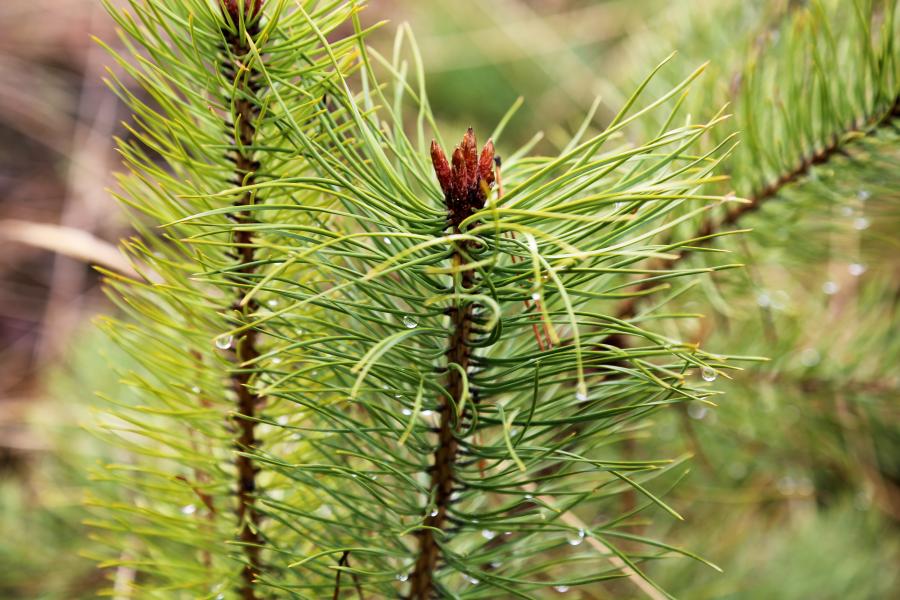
(822, 281, 839, 295)
(799, 348, 821, 367)
(490, 561, 502, 569)
(272, 357, 282, 365)
(464, 575, 480, 585)
(181, 504, 197, 515)
(575, 384, 588, 402)
(421, 410, 434, 417)
(700, 366, 717, 382)
(555, 585, 570, 593)
(688, 403, 708, 420)
(277, 416, 288, 426)
(567, 528, 585, 546)
(524, 494, 533, 500)
(396, 573, 409, 582)
(267, 299, 278, 308)
(384, 237, 393, 245)
(401, 408, 412, 416)
(531, 292, 541, 301)
(848, 263, 866, 277)
(402, 315, 418, 329)
(191, 386, 201, 394)
(481, 529, 496, 540)
(215, 334, 233, 349)
(771, 290, 790, 311)
(853, 217, 870, 231)
(430, 509, 439, 517)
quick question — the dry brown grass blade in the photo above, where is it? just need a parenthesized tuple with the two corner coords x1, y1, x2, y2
(0, 219, 135, 277)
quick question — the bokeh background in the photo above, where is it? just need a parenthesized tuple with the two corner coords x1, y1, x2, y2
(1, 0, 897, 598)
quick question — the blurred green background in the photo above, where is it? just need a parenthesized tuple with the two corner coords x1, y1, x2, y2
(0, 0, 897, 598)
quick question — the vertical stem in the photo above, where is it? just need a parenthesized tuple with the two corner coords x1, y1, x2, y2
(409, 242, 475, 598)
(410, 131, 493, 598)
(222, 16, 264, 600)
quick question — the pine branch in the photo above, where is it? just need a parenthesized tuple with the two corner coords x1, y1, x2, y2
(220, 3, 267, 597)
(238, 25, 737, 594)
(410, 130, 497, 599)
(614, 92, 900, 324)
(93, 0, 365, 595)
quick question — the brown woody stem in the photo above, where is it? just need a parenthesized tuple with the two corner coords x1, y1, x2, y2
(409, 249, 473, 599)
(223, 17, 265, 600)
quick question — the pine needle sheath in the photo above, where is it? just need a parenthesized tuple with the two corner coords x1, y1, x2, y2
(220, 2, 266, 596)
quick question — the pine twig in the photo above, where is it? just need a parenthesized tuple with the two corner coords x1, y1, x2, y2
(221, 3, 267, 598)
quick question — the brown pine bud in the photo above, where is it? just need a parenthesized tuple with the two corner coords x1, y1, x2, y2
(451, 146, 468, 202)
(462, 128, 478, 190)
(431, 140, 452, 198)
(478, 139, 495, 187)
(431, 129, 497, 222)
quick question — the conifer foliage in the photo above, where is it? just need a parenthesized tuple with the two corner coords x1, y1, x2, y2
(89, 0, 898, 598)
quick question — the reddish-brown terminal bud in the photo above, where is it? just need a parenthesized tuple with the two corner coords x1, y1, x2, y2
(222, 0, 264, 21)
(478, 139, 495, 187)
(431, 129, 497, 229)
(431, 141, 452, 198)
(451, 146, 468, 202)
(462, 127, 478, 191)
